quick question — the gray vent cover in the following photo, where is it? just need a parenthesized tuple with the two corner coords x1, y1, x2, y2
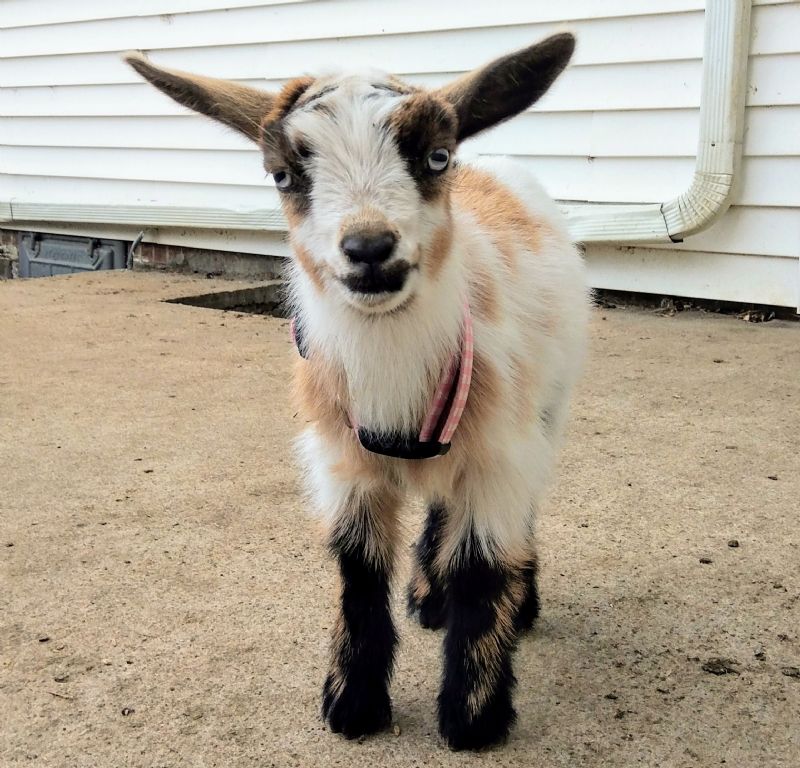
(18, 233, 127, 277)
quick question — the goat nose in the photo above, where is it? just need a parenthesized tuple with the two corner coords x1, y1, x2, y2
(341, 231, 397, 265)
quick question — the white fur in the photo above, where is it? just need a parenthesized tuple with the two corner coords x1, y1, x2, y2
(289, 75, 589, 566)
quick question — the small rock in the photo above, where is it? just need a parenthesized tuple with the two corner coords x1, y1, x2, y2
(781, 667, 800, 679)
(5, 542, 13, 547)
(713, 359, 725, 364)
(767, 475, 778, 481)
(700, 557, 713, 564)
(102, 659, 112, 666)
(53, 673, 70, 683)
(121, 707, 136, 716)
(604, 692, 618, 700)
(727, 539, 740, 548)
(701, 658, 739, 676)
(393, 724, 401, 736)
(38, 635, 50, 643)
(754, 647, 766, 661)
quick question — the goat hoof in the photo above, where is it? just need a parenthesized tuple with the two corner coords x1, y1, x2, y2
(322, 674, 391, 739)
(407, 589, 447, 631)
(438, 692, 516, 751)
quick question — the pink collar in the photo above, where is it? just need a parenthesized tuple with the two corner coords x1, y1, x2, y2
(291, 302, 473, 460)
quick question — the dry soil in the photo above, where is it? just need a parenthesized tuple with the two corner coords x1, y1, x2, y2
(1, 271, 798, 768)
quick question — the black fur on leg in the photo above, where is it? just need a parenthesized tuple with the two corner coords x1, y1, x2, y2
(514, 557, 540, 633)
(407, 501, 448, 630)
(438, 535, 523, 751)
(321, 503, 397, 739)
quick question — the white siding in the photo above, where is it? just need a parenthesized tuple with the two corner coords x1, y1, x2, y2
(1, 0, 798, 306)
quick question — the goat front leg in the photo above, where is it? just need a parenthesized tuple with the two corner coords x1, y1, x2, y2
(436, 496, 532, 750)
(321, 484, 400, 739)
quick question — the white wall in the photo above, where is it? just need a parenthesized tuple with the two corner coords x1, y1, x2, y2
(1, 0, 798, 306)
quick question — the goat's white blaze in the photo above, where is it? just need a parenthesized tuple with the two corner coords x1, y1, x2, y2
(286, 74, 444, 312)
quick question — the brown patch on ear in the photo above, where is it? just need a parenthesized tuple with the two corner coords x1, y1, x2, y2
(384, 76, 421, 95)
(470, 264, 500, 323)
(454, 165, 546, 270)
(389, 94, 457, 201)
(265, 76, 316, 124)
(124, 51, 274, 142)
(436, 33, 575, 141)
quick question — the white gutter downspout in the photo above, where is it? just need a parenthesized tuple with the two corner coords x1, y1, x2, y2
(563, 0, 752, 243)
(0, 0, 751, 245)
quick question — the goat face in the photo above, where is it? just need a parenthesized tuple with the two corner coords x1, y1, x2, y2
(262, 74, 458, 313)
(125, 33, 575, 313)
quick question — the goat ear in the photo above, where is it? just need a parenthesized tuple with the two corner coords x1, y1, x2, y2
(123, 51, 275, 143)
(436, 33, 575, 142)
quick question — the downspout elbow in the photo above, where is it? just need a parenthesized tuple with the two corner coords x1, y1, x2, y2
(661, 168, 735, 243)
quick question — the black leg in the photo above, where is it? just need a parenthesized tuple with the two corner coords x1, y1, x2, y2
(438, 537, 523, 751)
(514, 556, 540, 633)
(407, 501, 448, 630)
(322, 500, 397, 739)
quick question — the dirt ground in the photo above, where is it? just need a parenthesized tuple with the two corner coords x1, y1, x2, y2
(1, 271, 798, 768)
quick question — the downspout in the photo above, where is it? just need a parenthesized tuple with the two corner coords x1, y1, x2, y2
(563, 0, 752, 243)
(0, 0, 751, 245)
(661, 0, 751, 241)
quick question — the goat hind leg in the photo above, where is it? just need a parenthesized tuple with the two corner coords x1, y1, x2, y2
(407, 501, 448, 630)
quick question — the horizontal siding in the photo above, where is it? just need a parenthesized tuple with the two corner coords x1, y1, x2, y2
(4, 145, 798, 208)
(1, 0, 798, 306)
(3, 105, 798, 157)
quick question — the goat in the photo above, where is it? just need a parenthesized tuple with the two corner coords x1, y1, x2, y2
(126, 31, 588, 751)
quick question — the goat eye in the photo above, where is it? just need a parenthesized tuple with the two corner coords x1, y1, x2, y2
(426, 148, 450, 173)
(273, 171, 293, 191)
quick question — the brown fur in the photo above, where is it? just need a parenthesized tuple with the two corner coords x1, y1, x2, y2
(407, 561, 432, 605)
(338, 208, 398, 246)
(466, 571, 526, 717)
(124, 53, 274, 142)
(265, 77, 316, 125)
(326, 611, 351, 702)
(424, 216, 454, 279)
(453, 165, 545, 271)
(435, 33, 575, 141)
(291, 242, 325, 292)
(470, 263, 500, 324)
(328, 485, 401, 570)
(388, 93, 457, 201)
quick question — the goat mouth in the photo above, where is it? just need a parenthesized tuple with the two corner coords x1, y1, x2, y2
(339, 261, 412, 296)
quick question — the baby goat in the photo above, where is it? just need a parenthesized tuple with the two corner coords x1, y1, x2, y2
(127, 32, 588, 751)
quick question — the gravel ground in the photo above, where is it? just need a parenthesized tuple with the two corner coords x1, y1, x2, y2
(1, 271, 798, 768)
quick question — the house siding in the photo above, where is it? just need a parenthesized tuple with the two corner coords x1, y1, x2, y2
(1, 0, 797, 305)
